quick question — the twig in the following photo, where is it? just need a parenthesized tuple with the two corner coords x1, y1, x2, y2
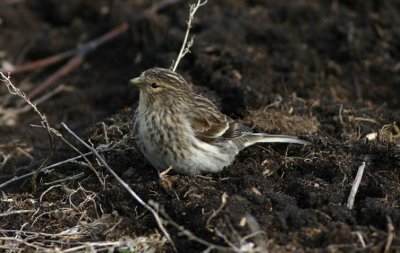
(60, 122, 176, 252)
(172, 0, 207, 71)
(0, 210, 36, 218)
(352, 117, 379, 124)
(338, 104, 344, 125)
(4, 49, 77, 74)
(27, 22, 129, 100)
(347, 158, 369, 209)
(0, 85, 72, 127)
(0, 71, 55, 192)
(384, 216, 395, 253)
(52, 132, 105, 189)
(43, 172, 84, 186)
(0, 138, 125, 189)
(0, 150, 92, 189)
(206, 192, 228, 230)
(7, 22, 127, 75)
(353, 231, 366, 248)
(39, 184, 63, 203)
(0, 237, 46, 251)
(27, 54, 84, 100)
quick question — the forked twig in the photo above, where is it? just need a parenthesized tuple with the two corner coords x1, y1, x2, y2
(171, 0, 207, 71)
(60, 122, 176, 252)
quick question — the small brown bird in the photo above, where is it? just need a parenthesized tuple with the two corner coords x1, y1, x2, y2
(131, 67, 309, 175)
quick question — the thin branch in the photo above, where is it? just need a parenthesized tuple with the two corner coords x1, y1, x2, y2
(0, 137, 126, 189)
(0, 150, 93, 189)
(0, 237, 46, 251)
(4, 49, 77, 74)
(27, 54, 84, 100)
(9, 22, 128, 74)
(172, 0, 207, 71)
(60, 122, 177, 252)
(27, 22, 129, 100)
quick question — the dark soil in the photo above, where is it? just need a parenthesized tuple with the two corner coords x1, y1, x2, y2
(0, 0, 400, 252)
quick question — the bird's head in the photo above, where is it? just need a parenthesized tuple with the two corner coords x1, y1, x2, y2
(130, 67, 192, 108)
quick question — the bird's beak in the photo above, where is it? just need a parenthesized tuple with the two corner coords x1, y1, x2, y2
(130, 76, 145, 88)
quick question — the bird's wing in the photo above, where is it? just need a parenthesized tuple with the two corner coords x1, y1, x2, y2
(188, 95, 243, 143)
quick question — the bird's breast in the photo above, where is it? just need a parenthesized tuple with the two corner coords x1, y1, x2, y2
(135, 109, 192, 166)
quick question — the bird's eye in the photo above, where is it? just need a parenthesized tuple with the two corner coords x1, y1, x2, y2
(151, 83, 160, 89)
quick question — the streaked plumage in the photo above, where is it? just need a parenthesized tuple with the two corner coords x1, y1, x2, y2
(131, 67, 310, 175)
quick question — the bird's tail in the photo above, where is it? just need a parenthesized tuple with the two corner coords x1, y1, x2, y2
(243, 133, 310, 147)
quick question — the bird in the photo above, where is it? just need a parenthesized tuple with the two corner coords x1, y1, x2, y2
(130, 67, 310, 175)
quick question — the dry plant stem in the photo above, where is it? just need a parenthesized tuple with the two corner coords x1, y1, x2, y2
(55, 132, 105, 189)
(0, 237, 46, 251)
(27, 54, 84, 100)
(0, 150, 102, 189)
(60, 122, 176, 252)
(7, 49, 77, 74)
(172, 0, 207, 71)
(0, 85, 70, 127)
(206, 192, 228, 230)
(0, 71, 54, 192)
(26, 22, 128, 100)
(353, 231, 366, 247)
(0, 210, 36, 218)
(10, 21, 127, 75)
(347, 160, 367, 209)
(43, 172, 84, 186)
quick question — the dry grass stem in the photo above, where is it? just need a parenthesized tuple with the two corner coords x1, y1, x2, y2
(0, 209, 35, 218)
(0, 143, 115, 189)
(172, 0, 207, 71)
(0, 71, 105, 190)
(206, 192, 228, 230)
(0, 71, 55, 191)
(347, 158, 368, 209)
(60, 122, 176, 251)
